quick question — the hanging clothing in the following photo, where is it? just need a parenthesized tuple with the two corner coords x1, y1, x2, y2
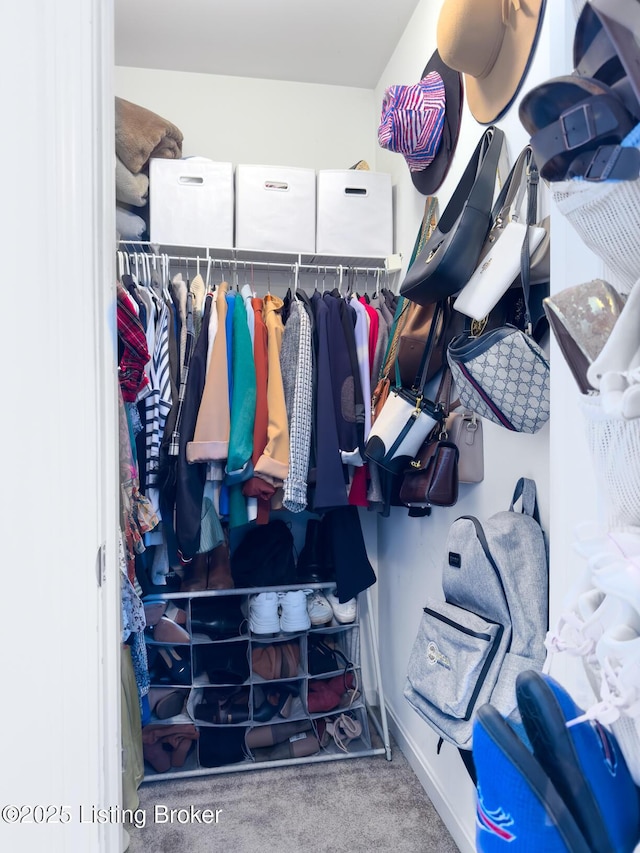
(371, 302, 389, 386)
(167, 286, 196, 458)
(242, 297, 274, 523)
(323, 292, 362, 466)
(175, 294, 212, 559)
(283, 301, 313, 513)
(118, 386, 159, 581)
(253, 293, 289, 484)
(350, 295, 372, 442)
(360, 296, 380, 377)
(187, 280, 230, 462)
(324, 506, 377, 602)
(190, 273, 206, 338)
(310, 291, 348, 511)
(117, 284, 150, 403)
(144, 298, 172, 519)
(227, 295, 256, 483)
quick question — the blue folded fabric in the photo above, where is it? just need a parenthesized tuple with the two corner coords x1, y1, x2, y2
(116, 205, 147, 240)
(473, 703, 591, 853)
(517, 670, 640, 853)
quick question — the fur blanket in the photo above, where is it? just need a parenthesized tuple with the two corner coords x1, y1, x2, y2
(115, 97, 183, 175)
(116, 156, 149, 207)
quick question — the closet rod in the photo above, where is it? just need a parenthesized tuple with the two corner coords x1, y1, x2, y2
(120, 250, 387, 277)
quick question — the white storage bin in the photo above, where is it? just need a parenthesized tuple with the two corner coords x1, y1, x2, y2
(316, 170, 393, 257)
(150, 157, 234, 248)
(235, 165, 316, 253)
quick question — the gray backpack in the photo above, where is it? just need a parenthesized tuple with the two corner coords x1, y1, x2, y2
(404, 478, 548, 750)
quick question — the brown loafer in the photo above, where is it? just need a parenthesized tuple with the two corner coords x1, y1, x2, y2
(152, 615, 190, 644)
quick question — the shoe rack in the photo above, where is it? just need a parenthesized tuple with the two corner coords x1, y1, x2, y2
(141, 582, 392, 780)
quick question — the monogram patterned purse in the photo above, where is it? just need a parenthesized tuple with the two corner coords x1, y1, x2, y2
(446, 327, 550, 433)
(446, 158, 550, 435)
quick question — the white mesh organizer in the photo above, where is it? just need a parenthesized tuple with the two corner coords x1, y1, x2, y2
(551, 126, 640, 294)
(580, 392, 640, 529)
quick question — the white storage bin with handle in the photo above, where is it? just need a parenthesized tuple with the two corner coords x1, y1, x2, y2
(316, 170, 393, 257)
(150, 157, 234, 248)
(235, 164, 316, 253)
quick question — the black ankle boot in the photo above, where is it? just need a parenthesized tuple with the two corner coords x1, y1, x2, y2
(296, 519, 325, 583)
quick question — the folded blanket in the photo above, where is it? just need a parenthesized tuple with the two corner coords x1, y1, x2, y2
(115, 96, 183, 175)
(116, 156, 149, 207)
(116, 205, 147, 241)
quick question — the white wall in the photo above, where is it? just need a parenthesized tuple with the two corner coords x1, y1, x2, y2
(0, 1, 122, 852)
(115, 66, 376, 171)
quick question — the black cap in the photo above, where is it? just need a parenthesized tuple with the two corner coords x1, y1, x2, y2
(410, 49, 464, 195)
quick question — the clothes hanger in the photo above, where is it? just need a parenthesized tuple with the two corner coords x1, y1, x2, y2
(163, 253, 171, 301)
(205, 256, 213, 292)
(184, 257, 190, 291)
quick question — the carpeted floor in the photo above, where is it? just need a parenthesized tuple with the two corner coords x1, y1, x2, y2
(126, 734, 458, 852)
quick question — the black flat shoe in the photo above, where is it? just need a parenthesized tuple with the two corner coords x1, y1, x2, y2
(154, 647, 191, 685)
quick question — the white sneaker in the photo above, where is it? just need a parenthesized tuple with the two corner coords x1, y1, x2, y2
(589, 623, 640, 785)
(590, 552, 640, 614)
(326, 591, 357, 624)
(279, 590, 311, 632)
(573, 521, 640, 561)
(306, 592, 333, 626)
(545, 587, 636, 696)
(248, 592, 280, 634)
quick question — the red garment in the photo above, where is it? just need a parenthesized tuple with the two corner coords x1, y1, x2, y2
(348, 465, 369, 507)
(117, 285, 150, 401)
(360, 297, 379, 374)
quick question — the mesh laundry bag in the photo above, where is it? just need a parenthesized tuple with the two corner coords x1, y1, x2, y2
(552, 125, 640, 294)
(579, 392, 640, 528)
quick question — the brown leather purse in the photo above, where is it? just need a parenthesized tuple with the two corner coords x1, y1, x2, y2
(398, 435, 459, 509)
(398, 368, 459, 510)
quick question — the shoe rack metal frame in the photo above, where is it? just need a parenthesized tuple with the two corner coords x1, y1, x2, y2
(141, 582, 391, 782)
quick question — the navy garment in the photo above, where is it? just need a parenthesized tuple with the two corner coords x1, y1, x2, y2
(174, 294, 212, 559)
(324, 506, 376, 602)
(310, 292, 348, 511)
(323, 292, 360, 459)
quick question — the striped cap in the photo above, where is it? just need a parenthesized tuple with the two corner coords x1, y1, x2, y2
(378, 72, 446, 172)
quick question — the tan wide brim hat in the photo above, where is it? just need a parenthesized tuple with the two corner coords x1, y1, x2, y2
(437, 0, 546, 124)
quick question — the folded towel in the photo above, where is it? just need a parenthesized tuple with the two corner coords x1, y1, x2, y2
(115, 96, 183, 175)
(116, 205, 147, 241)
(116, 156, 149, 207)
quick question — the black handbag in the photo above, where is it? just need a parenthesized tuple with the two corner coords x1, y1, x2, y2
(400, 126, 505, 307)
(308, 634, 353, 676)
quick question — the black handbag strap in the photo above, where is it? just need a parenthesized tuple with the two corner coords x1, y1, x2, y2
(519, 151, 540, 334)
(435, 126, 505, 235)
(490, 145, 531, 227)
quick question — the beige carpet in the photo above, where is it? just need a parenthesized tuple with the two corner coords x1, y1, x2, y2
(126, 734, 458, 853)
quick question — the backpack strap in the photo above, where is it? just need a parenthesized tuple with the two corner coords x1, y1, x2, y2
(509, 477, 540, 524)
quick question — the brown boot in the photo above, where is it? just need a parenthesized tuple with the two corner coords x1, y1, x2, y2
(180, 552, 208, 592)
(207, 542, 234, 590)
